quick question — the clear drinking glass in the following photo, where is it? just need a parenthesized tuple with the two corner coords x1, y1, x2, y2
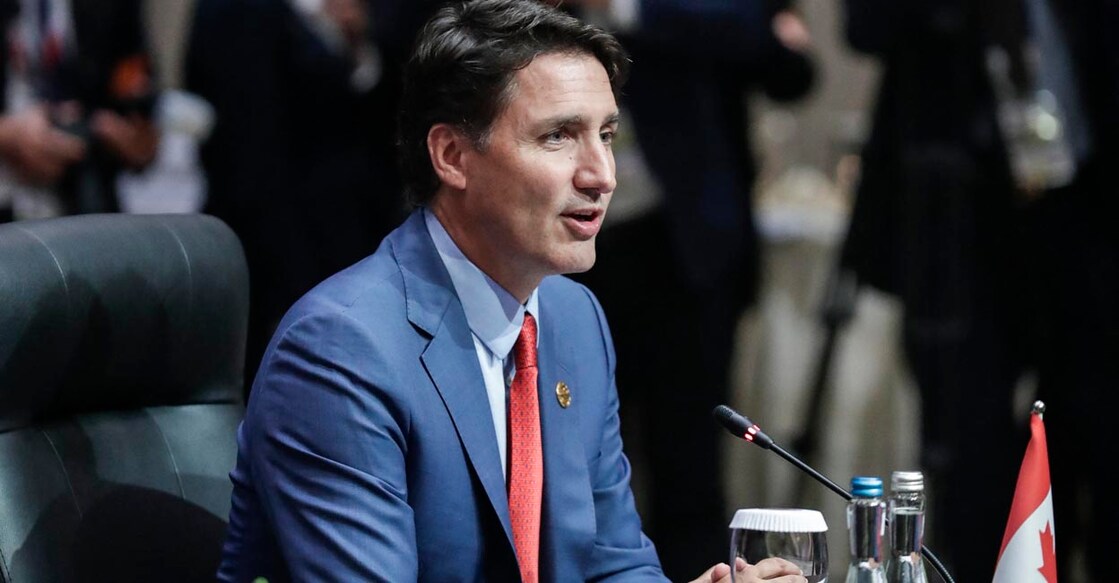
(729, 508, 829, 583)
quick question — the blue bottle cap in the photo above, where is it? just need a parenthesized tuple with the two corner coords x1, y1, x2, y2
(850, 476, 883, 497)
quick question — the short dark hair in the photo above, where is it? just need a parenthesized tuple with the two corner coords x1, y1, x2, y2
(398, 0, 630, 206)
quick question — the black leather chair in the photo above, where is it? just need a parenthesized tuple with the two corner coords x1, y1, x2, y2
(0, 213, 248, 582)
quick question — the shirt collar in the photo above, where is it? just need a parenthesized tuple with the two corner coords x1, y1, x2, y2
(424, 209, 539, 360)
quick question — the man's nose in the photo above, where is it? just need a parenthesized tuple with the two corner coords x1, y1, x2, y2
(574, 140, 616, 197)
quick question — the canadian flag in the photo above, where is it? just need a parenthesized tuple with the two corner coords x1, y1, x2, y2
(992, 402, 1057, 583)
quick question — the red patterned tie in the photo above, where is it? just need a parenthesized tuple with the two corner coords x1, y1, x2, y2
(509, 312, 542, 583)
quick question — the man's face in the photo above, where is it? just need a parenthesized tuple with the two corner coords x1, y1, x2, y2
(445, 51, 619, 298)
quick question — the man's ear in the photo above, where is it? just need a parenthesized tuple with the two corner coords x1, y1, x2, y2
(427, 123, 469, 191)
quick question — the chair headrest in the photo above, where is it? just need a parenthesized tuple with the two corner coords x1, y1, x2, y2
(0, 213, 248, 431)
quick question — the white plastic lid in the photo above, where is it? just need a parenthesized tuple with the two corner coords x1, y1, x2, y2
(729, 508, 828, 533)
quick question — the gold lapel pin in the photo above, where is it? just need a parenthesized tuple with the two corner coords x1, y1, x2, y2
(555, 381, 571, 408)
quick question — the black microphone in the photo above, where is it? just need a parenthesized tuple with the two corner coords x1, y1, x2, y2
(712, 404, 846, 500)
(711, 404, 776, 449)
(713, 404, 956, 583)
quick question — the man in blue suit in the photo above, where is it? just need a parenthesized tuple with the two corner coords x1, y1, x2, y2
(217, 1, 809, 581)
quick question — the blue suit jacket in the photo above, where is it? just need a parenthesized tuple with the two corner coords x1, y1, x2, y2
(218, 211, 667, 582)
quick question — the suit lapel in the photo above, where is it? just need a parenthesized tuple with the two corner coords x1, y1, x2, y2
(537, 292, 595, 573)
(420, 323, 513, 540)
(394, 212, 514, 544)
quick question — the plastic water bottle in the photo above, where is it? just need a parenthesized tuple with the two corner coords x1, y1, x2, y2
(885, 471, 928, 583)
(845, 476, 887, 583)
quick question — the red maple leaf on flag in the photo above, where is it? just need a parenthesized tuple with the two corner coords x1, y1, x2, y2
(1038, 522, 1057, 583)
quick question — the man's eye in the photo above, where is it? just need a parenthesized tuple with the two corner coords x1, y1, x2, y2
(544, 130, 565, 143)
(600, 131, 616, 145)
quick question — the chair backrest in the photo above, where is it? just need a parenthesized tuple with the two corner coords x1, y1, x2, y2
(0, 213, 248, 582)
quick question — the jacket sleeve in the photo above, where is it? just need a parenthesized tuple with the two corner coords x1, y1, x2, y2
(621, 0, 814, 99)
(843, 0, 972, 55)
(234, 311, 418, 582)
(629, 0, 770, 64)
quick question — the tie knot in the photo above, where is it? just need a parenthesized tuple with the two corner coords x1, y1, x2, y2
(514, 312, 538, 370)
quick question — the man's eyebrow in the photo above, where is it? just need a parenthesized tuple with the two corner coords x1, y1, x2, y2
(538, 112, 621, 129)
(539, 114, 586, 129)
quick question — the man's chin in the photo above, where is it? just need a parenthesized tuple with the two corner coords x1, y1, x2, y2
(555, 249, 597, 276)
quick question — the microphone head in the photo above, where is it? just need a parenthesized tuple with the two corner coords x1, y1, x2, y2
(713, 405, 751, 435)
(712, 405, 773, 449)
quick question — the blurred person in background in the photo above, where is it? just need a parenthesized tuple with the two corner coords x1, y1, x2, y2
(559, 0, 817, 578)
(1019, 0, 1119, 579)
(841, 0, 1119, 578)
(0, 0, 159, 223)
(838, 0, 1029, 577)
(185, 0, 440, 399)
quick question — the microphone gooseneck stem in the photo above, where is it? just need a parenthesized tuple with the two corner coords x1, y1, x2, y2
(714, 405, 956, 583)
(768, 442, 852, 502)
